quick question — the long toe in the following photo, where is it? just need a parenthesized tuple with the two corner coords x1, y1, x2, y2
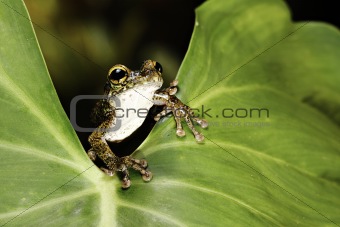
(122, 179, 131, 189)
(176, 129, 186, 137)
(142, 171, 153, 182)
(140, 159, 148, 168)
(199, 119, 208, 128)
(195, 133, 205, 142)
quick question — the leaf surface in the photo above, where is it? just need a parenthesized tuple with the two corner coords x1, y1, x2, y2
(0, 0, 339, 226)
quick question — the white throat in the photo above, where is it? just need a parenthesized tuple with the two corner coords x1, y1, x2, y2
(104, 83, 160, 142)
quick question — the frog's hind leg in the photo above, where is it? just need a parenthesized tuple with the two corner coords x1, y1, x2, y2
(87, 148, 97, 161)
(120, 157, 153, 183)
(87, 150, 115, 177)
(88, 100, 153, 188)
(119, 165, 131, 189)
(100, 167, 115, 176)
(132, 158, 153, 182)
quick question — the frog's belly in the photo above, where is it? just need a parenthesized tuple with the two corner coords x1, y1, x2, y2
(104, 85, 158, 142)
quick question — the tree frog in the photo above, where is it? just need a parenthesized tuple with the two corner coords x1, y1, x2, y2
(88, 60, 208, 188)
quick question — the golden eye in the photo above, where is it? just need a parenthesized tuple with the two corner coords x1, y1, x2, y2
(108, 65, 128, 84)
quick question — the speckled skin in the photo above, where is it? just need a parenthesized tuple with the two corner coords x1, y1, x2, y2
(88, 60, 208, 188)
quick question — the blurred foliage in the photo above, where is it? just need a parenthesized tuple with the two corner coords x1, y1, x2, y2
(24, 0, 204, 95)
(24, 0, 204, 149)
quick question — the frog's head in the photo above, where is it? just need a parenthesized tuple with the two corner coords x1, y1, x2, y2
(105, 60, 163, 95)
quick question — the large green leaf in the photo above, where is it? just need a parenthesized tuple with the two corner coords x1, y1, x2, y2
(1, 0, 340, 226)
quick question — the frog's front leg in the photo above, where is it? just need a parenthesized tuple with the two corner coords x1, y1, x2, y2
(153, 81, 208, 142)
(88, 120, 152, 188)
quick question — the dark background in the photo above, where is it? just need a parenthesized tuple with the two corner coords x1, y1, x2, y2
(25, 0, 339, 155)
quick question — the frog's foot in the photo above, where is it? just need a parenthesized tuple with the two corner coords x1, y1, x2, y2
(100, 167, 115, 176)
(170, 97, 208, 142)
(175, 113, 208, 142)
(87, 149, 97, 161)
(118, 156, 153, 189)
(153, 80, 208, 142)
(165, 80, 178, 95)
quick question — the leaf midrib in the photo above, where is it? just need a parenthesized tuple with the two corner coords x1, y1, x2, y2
(116, 199, 186, 227)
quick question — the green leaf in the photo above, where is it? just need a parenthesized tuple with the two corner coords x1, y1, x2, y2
(1, 0, 340, 226)
(0, 0, 108, 226)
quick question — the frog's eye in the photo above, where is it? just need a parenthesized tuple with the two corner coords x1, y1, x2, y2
(108, 65, 128, 84)
(154, 62, 163, 74)
(109, 68, 126, 80)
